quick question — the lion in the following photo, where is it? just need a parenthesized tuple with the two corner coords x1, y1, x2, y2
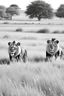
(46, 38, 63, 61)
(8, 41, 27, 62)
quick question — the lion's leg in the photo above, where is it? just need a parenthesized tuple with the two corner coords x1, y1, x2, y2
(15, 54, 21, 62)
(55, 51, 59, 59)
(18, 54, 21, 61)
(22, 54, 26, 62)
(9, 54, 12, 61)
(24, 50, 27, 62)
(21, 50, 27, 62)
(22, 54, 25, 62)
(46, 51, 49, 61)
(46, 51, 52, 61)
(59, 50, 63, 59)
(15, 56, 18, 62)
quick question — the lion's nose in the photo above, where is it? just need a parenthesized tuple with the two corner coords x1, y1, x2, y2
(50, 45, 53, 49)
(10, 47, 14, 51)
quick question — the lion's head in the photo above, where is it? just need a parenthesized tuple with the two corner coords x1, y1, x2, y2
(46, 38, 59, 55)
(8, 41, 18, 55)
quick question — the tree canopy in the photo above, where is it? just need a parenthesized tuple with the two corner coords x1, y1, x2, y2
(6, 7, 20, 16)
(55, 4, 64, 18)
(0, 10, 6, 18)
(25, 0, 54, 20)
(10, 4, 19, 8)
(0, 4, 20, 20)
(0, 5, 6, 10)
(0, 5, 6, 19)
(6, 4, 21, 19)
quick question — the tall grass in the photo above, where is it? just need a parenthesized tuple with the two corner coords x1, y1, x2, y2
(0, 61, 64, 96)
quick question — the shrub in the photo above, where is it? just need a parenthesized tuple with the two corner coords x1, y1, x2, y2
(62, 30, 64, 33)
(3, 35, 10, 39)
(37, 29, 50, 33)
(3, 22, 9, 24)
(29, 56, 45, 62)
(53, 30, 61, 34)
(0, 58, 10, 64)
(16, 28, 23, 32)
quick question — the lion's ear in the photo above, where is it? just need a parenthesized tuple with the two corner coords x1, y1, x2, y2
(16, 42, 20, 46)
(8, 42, 11, 45)
(13, 41, 15, 44)
(56, 40, 59, 44)
(47, 40, 50, 44)
(51, 38, 56, 41)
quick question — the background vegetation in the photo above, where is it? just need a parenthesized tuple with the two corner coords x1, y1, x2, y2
(0, 0, 64, 20)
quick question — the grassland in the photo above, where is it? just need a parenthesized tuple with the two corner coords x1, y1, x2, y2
(0, 31, 64, 96)
(0, 60, 64, 96)
(0, 15, 64, 96)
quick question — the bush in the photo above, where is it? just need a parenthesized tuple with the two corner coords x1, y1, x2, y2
(3, 22, 9, 24)
(37, 29, 50, 33)
(53, 30, 61, 34)
(0, 58, 10, 64)
(28, 56, 45, 62)
(62, 31, 64, 33)
(16, 28, 23, 32)
(3, 35, 10, 39)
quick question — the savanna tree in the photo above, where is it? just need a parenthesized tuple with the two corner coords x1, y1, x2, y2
(6, 4, 20, 19)
(0, 5, 12, 20)
(0, 10, 6, 18)
(55, 4, 64, 18)
(10, 4, 20, 9)
(0, 5, 6, 10)
(25, 0, 54, 20)
(0, 5, 6, 19)
(4, 13, 12, 20)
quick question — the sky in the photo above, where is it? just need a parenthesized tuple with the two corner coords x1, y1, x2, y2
(0, 0, 64, 10)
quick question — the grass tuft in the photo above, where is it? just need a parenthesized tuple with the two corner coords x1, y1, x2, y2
(0, 58, 10, 64)
(16, 28, 23, 32)
(52, 30, 61, 34)
(37, 29, 50, 33)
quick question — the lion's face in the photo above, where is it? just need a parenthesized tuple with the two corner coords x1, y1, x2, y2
(47, 39, 59, 55)
(8, 41, 18, 55)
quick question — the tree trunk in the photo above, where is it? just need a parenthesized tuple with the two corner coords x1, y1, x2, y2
(38, 17, 41, 21)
